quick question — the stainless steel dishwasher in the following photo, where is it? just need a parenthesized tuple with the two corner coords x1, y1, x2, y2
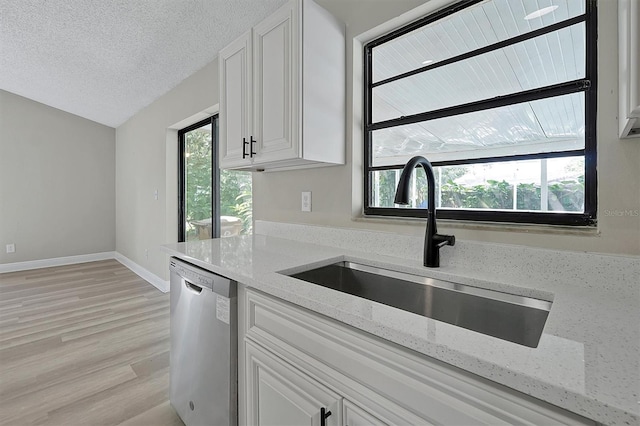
(169, 257, 237, 426)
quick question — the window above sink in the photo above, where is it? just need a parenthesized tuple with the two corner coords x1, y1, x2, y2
(363, 0, 597, 226)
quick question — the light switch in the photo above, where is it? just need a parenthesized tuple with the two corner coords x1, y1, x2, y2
(301, 191, 312, 212)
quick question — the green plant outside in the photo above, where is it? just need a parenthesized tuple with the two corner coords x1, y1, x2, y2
(372, 166, 584, 212)
(185, 128, 252, 240)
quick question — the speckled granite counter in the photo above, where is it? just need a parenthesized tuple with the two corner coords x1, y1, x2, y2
(162, 222, 640, 425)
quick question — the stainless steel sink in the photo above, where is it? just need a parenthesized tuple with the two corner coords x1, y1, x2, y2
(287, 261, 552, 348)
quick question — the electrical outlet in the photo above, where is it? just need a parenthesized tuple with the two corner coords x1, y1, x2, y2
(153, 189, 159, 200)
(301, 191, 312, 212)
(6, 243, 15, 253)
(145, 249, 149, 259)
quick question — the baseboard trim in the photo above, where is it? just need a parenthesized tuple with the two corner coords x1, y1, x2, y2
(0, 251, 169, 293)
(0, 251, 117, 274)
(114, 253, 170, 293)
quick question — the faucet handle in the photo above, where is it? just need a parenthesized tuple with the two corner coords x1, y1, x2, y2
(435, 234, 455, 248)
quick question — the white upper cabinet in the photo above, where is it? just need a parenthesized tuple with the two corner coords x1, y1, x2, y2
(619, 0, 640, 138)
(219, 32, 253, 168)
(253, 3, 298, 163)
(219, 0, 345, 171)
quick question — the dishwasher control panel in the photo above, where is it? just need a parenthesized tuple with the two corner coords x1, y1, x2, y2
(170, 259, 214, 289)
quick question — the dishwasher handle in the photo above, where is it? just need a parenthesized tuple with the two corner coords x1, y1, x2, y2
(184, 281, 203, 294)
(170, 257, 236, 297)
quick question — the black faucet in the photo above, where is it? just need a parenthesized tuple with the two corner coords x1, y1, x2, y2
(394, 156, 455, 267)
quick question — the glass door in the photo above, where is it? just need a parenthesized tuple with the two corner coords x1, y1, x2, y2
(178, 116, 252, 242)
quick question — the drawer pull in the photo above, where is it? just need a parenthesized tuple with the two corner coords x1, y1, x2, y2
(320, 407, 332, 426)
(250, 136, 257, 157)
(242, 137, 249, 159)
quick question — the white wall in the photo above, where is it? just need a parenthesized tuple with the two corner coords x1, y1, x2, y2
(115, 61, 219, 280)
(252, 0, 640, 256)
(0, 90, 116, 264)
(115, 0, 639, 284)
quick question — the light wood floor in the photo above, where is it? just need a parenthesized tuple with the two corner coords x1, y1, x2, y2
(0, 260, 184, 426)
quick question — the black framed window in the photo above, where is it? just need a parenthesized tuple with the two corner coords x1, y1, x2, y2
(178, 117, 219, 242)
(364, 0, 597, 225)
(178, 116, 253, 242)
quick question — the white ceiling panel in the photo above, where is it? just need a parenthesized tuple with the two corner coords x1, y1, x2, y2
(530, 92, 585, 138)
(373, 50, 524, 122)
(372, 23, 584, 122)
(502, 24, 585, 91)
(370, 0, 587, 165)
(372, 93, 584, 166)
(373, 0, 584, 82)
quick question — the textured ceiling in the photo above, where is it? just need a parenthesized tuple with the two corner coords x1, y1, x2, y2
(0, 0, 287, 127)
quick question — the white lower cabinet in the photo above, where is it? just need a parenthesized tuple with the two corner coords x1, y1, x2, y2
(343, 400, 387, 426)
(245, 341, 341, 426)
(245, 340, 398, 426)
(239, 287, 595, 426)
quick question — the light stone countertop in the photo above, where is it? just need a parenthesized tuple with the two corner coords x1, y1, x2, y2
(162, 223, 640, 426)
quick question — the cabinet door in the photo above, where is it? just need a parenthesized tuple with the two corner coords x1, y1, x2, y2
(619, 0, 640, 137)
(246, 341, 341, 426)
(252, 1, 300, 164)
(219, 31, 253, 169)
(343, 400, 387, 426)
